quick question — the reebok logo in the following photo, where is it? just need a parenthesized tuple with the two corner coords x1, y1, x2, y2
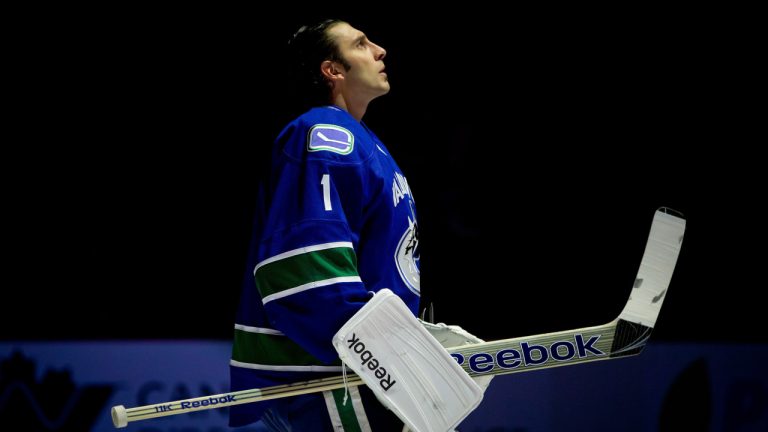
(346, 333, 397, 391)
(179, 395, 235, 410)
(451, 334, 605, 374)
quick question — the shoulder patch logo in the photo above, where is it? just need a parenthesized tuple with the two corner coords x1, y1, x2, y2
(307, 124, 354, 155)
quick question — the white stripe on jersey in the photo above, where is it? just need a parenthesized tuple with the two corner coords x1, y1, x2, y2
(261, 276, 362, 305)
(322, 391, 343, 429)
(234, 324, 284, 335)
(230, 359, 343, 372)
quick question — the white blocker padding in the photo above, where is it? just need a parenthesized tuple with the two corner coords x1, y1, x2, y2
(420, 321, 494, 393)
(420, 320, 484, 349)
(333, 289, 483, 432)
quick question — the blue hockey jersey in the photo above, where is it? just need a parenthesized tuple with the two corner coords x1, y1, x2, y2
(230, 105, 420, 426)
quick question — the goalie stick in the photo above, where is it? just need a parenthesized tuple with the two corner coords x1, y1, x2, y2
(111, 208, 685, 428)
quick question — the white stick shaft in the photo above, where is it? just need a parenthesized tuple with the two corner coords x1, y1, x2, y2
(112, 374, 364, 427)
(113, 322, 617, 428)
(113, 208, 684, 428)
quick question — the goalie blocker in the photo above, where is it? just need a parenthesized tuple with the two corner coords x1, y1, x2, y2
(333, 289, 483, 432)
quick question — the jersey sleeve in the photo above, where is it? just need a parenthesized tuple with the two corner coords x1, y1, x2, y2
(254, 121, 374, 363)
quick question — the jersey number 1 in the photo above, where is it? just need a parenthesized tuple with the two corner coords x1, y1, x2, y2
(321, 174, 332, 211)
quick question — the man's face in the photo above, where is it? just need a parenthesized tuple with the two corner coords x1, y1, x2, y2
(328, 22, 389, 99)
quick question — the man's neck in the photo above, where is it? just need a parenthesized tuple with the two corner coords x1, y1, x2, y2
(331, 93, 369, 122)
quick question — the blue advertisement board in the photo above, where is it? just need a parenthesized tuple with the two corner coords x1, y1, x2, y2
(1, 341, 766, 431)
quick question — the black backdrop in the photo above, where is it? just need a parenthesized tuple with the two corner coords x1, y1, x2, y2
(4, 8, 763, 343)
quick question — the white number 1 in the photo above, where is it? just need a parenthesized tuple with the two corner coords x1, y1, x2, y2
(321, 174, 332, 211)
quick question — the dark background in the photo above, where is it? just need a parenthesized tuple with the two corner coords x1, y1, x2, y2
(4, 8, 763, 343)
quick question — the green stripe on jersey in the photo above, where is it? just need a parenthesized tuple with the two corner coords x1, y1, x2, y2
(255, 246, 358, 298)
(232, 328, 340, 367)
(332, 388, 363, 432)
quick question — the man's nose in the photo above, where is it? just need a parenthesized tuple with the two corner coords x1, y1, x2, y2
(374, 43, 386, 60)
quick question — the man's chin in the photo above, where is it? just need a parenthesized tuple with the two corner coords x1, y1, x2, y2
(368, 83, 391, 101)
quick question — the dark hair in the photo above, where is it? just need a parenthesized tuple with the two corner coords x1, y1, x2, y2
(288, 19, 350, 107)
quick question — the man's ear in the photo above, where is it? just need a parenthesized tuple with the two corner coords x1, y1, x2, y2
(321, 60, 344, 82)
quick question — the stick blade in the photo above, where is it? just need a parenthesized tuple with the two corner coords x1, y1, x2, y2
(610, 208, 685, 358)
